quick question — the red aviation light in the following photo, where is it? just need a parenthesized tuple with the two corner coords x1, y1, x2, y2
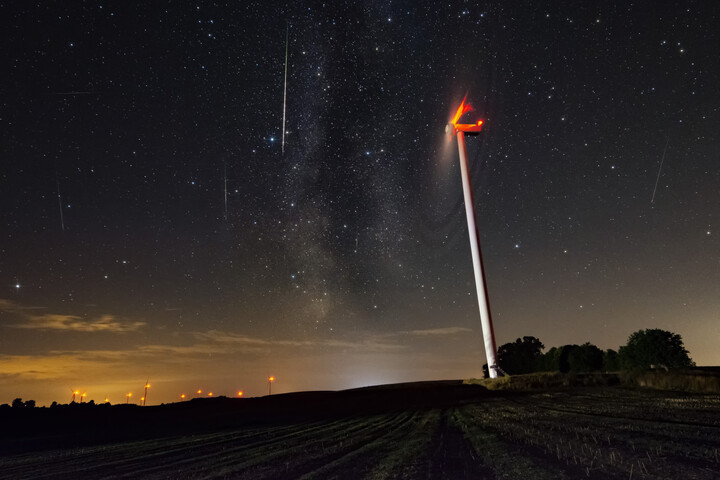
(449, 95, 484, 134)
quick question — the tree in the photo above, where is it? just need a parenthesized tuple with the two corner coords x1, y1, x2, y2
(536, 345, 578, 373)
(603, 348, 622, 372)
(12, 398, 24, 408)
(536, 346, 561, 372)
(619, 329, 694, 369)
(602, 349, 621, 371)
(498, 336, 545, 374)
(568, 343, 604, 372)
(24, 399, 36, 409)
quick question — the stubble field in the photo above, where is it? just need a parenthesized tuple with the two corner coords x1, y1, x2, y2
(1, 382, 719, 479)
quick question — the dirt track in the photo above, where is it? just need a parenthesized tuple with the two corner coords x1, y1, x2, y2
(1, 385, 719, 479)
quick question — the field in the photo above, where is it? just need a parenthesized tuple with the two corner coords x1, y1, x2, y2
(1, 381, 719, 479)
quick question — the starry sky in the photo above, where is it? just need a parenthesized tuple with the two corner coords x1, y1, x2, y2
(1, 2, 719, 406)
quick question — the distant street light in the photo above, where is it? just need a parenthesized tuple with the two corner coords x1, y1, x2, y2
(143, 382, 151, 406)
(126, 393, 132, 404)
(268, 376, 275, 396)
(237, 391, 244, 397)
(81, 393, 87, 403)
(180, 394, 186, 400)
(208, 392, 213, 397)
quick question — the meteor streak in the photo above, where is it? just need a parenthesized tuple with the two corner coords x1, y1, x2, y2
(55, 172, 65, 231)
(651, 137, 669, 204)
(281, 23, 289, 155)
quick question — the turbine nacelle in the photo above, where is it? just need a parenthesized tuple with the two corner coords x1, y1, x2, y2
(446, 120, 484, 136)
(447, 94, 484, 137)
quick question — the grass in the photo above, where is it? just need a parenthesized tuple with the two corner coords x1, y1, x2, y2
(464, 371, 620, 391)
(465, 369, 720, 394)
(621, 369, 720, 393)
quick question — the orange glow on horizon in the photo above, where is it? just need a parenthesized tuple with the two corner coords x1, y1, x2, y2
(180, 394, 186, 399)
(208, 392, 213, 396)
(237, 391, 244, 397)
(197, 389, 202, 395)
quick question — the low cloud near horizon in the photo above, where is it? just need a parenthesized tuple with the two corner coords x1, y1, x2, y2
(404, 327, 472, 336)
(1, 299, 145, 333)
(11, 314, 146, 333)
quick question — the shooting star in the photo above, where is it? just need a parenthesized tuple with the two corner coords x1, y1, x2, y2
(223, 162, 228, 220)
(47, 91, 95, 96)
(650, 137, 669, 204)
(56, 172, 65, 231)
(281, 22, 289, 155)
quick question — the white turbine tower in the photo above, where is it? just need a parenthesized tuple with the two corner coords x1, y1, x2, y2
(446, 96, 500, 378)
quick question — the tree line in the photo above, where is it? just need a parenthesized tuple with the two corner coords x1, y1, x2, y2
(493, 328, 695, 376)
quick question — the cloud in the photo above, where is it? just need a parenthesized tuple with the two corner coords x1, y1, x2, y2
(192, 329, 405, 353)
(12, 314, 146, 333)
(0, 352, 118, 381)
(405, 326, 473, 336)
(0, 328, 406, 382)
(0, 298, 47, 311)
(0, 300, 145, 333)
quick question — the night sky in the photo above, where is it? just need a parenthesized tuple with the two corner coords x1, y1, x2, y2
(2, 2, 719, 406)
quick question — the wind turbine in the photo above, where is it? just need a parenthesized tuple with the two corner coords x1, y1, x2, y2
(143, 379, 151, 406)
(446, 96, 500, 378)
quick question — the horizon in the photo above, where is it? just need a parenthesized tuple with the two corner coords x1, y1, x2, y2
(4, 330, 713, 408)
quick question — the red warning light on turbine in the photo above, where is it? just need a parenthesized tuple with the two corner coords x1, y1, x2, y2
(449, 95, 484, 134)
